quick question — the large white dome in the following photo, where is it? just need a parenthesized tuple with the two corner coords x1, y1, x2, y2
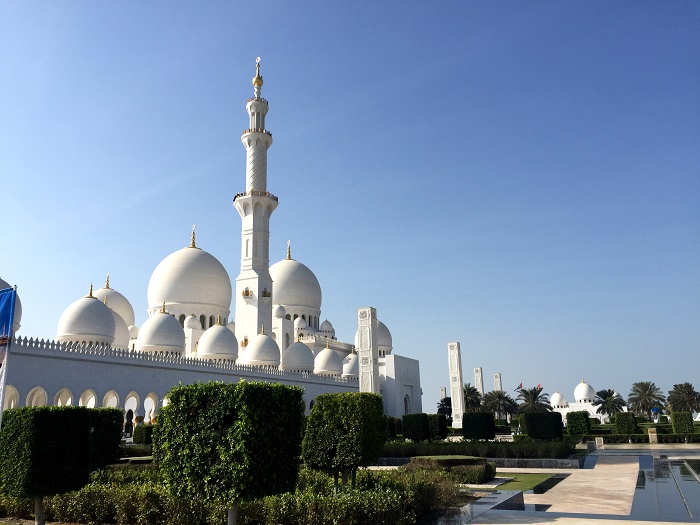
(93, 278, 135, 327)
(56, 288, 115, 345)
(197, 323, 238, 361)
(136, 309, 185, 354)
(281, 340, 314, 372)
(147, 244, 232, 312)
(314, 346, 343, 376)
(242, 332, 280, 367)
(0, 277, 22, 333)
(269, 257, 321, 310)
(550, 391, 568, 408)
(574, 380, 596, 403)
(111, 309, 130, 349)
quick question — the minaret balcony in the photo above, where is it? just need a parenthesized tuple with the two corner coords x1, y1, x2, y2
(242, 288, 253, 301)
(234, 191, 278, 202)
(242, 128, 272, 137)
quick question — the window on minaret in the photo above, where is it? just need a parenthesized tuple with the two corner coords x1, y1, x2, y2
(179, 315, 185, 327)
(199, 315, 205, 329)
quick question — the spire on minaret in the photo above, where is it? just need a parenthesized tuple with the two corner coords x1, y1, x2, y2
(105, 273, 110, 289)
(252, 57, 263, 98)
(190, 225, 196, 248)
(286, 240, 291, 260)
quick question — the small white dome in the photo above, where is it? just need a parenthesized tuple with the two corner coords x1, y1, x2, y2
(273, 304, 287, 319)
(136, 310, 185, 353)
(269, 257, 322, 311)
(354, 319, 393, 355)
(197, 323, 238, 361)
(243, 332, 280, 366)
(0, 277, 22, 333)
(574, 380, 596, 403)
(294, 317, 307, 329)
(92, 280, 135, 326)
(111, 309, 130, 349)
(314, 346, 343, 376)
(342, 351, 359, 379)
(128, 325, 139, 339)
(550, 391, 568, 408)
(147, 244, 232, 312)
(281, 340, 314, 372)
(184, 315, 201, 330)
(227, 320, 235, 333)
(319, 319, 334, 332)
(56, 289, 116, 345)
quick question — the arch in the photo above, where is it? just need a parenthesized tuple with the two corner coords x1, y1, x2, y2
(54, 388, 73, 406)
(102, 390, 119, 408)
(199, 315, 206, 329)
(144, 392, 159, 422)
(4, 385, 19, 409)
(302, 314, 306, 321)
(209, 315, 215, 328)
(79, 389, 97, 408)
(309, 399, 315, 411)
(124, 391, 140, 416)
(285, 314, 291, 320)
(285, 332, 290, 350)
(404, 395, 411, 416)
(179, 314, 186, 327)
(293, 314, 298, 320)
(26, 387, 47, 407)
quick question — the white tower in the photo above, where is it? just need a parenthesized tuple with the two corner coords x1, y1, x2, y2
(447, 342, 465, 429)
(234, 59, 278, 349)
(474, 367, 484, 395)
(494, 373, 502, 392)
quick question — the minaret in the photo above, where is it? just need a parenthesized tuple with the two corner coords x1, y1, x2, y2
(234, 58, 278, 349)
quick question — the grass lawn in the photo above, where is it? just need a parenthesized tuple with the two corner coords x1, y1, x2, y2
(490, 473, 552, 491)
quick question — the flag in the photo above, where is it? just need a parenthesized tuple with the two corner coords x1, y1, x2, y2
(514, 382, 522, 391)
(0, 287, 17, 429)
(537, 383, 541, 389)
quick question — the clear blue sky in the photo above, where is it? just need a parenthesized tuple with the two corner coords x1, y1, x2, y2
(2, 2, 698, 413)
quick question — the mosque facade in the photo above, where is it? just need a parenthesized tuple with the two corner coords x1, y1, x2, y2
(1, 62, 422, 420)
(551, 379, 627, 425)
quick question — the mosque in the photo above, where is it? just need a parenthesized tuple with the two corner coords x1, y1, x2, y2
(550, 379, 627, 425)
(0, 62, 422, 420)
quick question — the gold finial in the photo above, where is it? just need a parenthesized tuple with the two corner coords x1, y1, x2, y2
(351, 346, 356, 354)
(87, 283, 93, 298)
(326, 339, 330, 349)
(286, 240, 291, 260)
(253, 58, 263, 87)
(217, 315, 222, 325)
(103, 296, 108, 305)
(297, 334, 303, 342)
(161, 302, 166, 314)
(105, 272, 110, 289)
(260, 324, 265, 335)
(190, 225, 196, 248)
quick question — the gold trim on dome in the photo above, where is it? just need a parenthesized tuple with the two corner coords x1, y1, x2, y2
(217, 315, 222, 325)
(190, 225, 196, 248)
(105, 273, 110, 289)
(253, 60, 263, 87)
(260, 325, 265, 335)
(86, 283, 94, 298)
(286, 240, 291, 260)
(161, 302, 166, 314)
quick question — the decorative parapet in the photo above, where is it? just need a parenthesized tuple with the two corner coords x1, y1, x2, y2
(241, 128, 272, 137)
(10, 336, 358, 384)
(233, 191, 278, 202)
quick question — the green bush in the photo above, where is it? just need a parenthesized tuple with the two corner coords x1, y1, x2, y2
(409, 456, 486, 468)
(427, 414, 448, 440)
(523, 412, 563, 440)
(402, 413, 431, 442)
(671, 412, 694, 436)
(614, 413, 638, 436)
(88, 408, 124, 470)
(382, 439, 574, 459)
(133, 423, 156, 445)
(566, 411, 591, 438)
(462, 412, 495, 440)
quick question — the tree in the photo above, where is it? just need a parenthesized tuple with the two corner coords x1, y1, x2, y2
(628, 381, 666, 420)
(668, 383, 700, 414)
(463, 383, 482, 412)
(593, 389, 627, 417)
(302, 392, 386, 490)
(153, 381, 304, 525)
(516, 386, 551, 413)
(437, 397, 452, 419)
(482, 390, 517, 421)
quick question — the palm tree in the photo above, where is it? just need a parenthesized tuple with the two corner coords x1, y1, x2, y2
(668, 383, 700, 413)
(463, 383, 482, 413)
(593, 389, 627, 416)
(482, 390, 518, 421)
(628, 381, 665, 419)
(437, 397, 452, 422)
(516, 387, 551, 413)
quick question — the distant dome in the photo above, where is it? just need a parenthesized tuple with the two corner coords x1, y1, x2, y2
(574, 380, 596, 403)
(93, 279, 135, 326)
(0, 277, 22, 333)
(314, 346, 343, 376)
(136, 310, 185, 354)
(184, 315, 201, 330)
(273, 304, 287, 319)
(243, 332, 280, 367)
(111, 309, 130, 349)
(294, 317, 307, 329)
(354, 319, 393, 355)
(198, 323, 238, 361)
(56, 289, 116, 345)
(550, 391, 568, 408)
(281, 340, 314, 372)
(128, 325, 139, 339)
(147, 244, 232, 312)
(342, 351, 358, 379)
(269, 257, 322, 311)
(227, 320, 235, 333)
(319, 319, 334, 332)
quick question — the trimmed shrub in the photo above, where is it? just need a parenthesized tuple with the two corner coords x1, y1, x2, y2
(671, 412, 694, 436)
(402, 413, 431, 442)
(566, 411, 591, 439)
(382, 439, 575, 459)
(386, 416, 402, 439)
(88, 408, 124, 470)
(523, 412, 563, 440)
(410, 456, 485, 468)
(614, 412, 638, 437)
(462, 412, 495, 440)
(427, 414, 448, 440)
(133, 423, 155, 445)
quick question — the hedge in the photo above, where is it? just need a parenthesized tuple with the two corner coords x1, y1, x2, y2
(402, 413, 431, 442)
(133, 424, 155, 446)
(523, 412, 563, 440)
(462, 412, 495, 440)
(427, 414, 448, 440)
(89, 408, 125, 470)
(671, 412, 694, 436)
(382, 439, 575, 459)
(615, 413, 638, 436)
(565, 411, 590, 438)
(386, 417, 402, 439)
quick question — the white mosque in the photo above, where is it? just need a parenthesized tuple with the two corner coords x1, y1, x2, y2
(550, 379, 627, 425)
(0, 62, 422, 420)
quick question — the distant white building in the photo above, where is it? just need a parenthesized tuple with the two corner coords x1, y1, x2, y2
(551, 379, 626, 425)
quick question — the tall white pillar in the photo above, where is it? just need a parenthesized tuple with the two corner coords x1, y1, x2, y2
(494, 373, 502, 392)
(474, 367, 484, 395)
(447, 342, 464, 429)
(357, 307, 380, 395)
